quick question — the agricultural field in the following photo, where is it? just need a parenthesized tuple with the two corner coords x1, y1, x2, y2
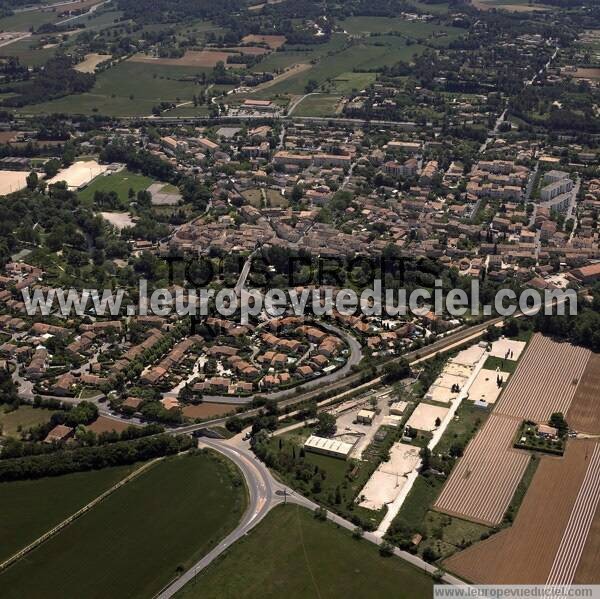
(434, 413, 530, 526)
(129, 50, 239, 68)
(471, 0, 550, 11)
(78, 169, 154, 205)
(19, 61, 209, 116)
(341, 16, 461, 41)
(494, 333, 590, 422)
(567, 354, 600, 434)
(433, 334, 593, 527)
(0, 451, 247, 598)
(252, 40, 426, 99)
(444, 439, 600, 584)
(0, 405, 51, 437)
(292, 94, 341, 117)
(0, 36, 57, 67)
(176, 504, 434, 599)
(0, 465, 136, 563)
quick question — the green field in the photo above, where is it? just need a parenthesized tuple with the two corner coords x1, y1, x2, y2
(78, 169, 154, 205)
(0, 465, 136, 563)
(177, 504, 434, 599)
(387, 473, 492, 561)
(0, 405, 51, 437)
(293, 94, 341, 117)
(20, 61, 211, 116)
(342, 16, 457, 38)
(0, 451, 247, 598)
(0, 8, 58, 31)
(253, 40, 426, 98)
(0, 37, 57, 67)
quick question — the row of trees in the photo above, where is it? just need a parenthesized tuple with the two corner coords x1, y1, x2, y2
(0, 434, 192, 482)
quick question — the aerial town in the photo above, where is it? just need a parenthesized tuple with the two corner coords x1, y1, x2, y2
(0, 0, 599, 597)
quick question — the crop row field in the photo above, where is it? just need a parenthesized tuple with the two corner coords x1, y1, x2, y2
(0, 451, 246, 598)
(567, 353, 600, 434)
(444, 439, 600, 584)
(494, 333, 590, 422)
(433, 334, 592, 526)
(433, 413, 530, 526)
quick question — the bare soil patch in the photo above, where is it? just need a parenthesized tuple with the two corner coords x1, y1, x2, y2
(241, 34, 286, 49)
(182, 403, 234, 420)
(74, 53, 111, 73)
(87, 416, 135, 434)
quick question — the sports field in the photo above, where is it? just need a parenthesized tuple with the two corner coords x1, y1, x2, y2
(78, 169, 153, 205)
(176, 504, 434, 599)
(0, 465, 135, 563)
(0, 451, 247, 598)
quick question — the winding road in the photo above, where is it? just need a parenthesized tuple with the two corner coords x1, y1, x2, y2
(155, 435, 465, 598)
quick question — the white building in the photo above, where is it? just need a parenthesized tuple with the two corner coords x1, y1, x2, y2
(304, 435, 354, 459)
(540, 178, 573, 202)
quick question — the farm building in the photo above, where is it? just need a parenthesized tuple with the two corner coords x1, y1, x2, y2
(356, 410, 375, 424)
(303, 435, 354, 459)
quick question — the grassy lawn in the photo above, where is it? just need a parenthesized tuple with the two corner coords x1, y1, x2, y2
(264, 188, 288, 207)
(0, 405, 52, 437)
(242, 187, 263, 208)
(0, 465, 136, 563)
(483, 355, 518, 374)
(263, 427, 395, 529)
(176, 504, 433, 599)
(78, 169, 154, 205)
(0, 450, 247, 598)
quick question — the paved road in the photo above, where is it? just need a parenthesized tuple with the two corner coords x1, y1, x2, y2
(198, 320, 363, 404)
(155, 437, 301, 598)
(155, 436, 465, 598)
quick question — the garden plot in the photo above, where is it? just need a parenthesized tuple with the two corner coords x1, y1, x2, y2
(468, 368, 510, 405)
(357, 443, 421, 511)
(405, 403, 449, 432)
(488, 337, 526, 361)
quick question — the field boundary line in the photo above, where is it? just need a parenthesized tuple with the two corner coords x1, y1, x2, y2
(0, 457, 163, 573)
